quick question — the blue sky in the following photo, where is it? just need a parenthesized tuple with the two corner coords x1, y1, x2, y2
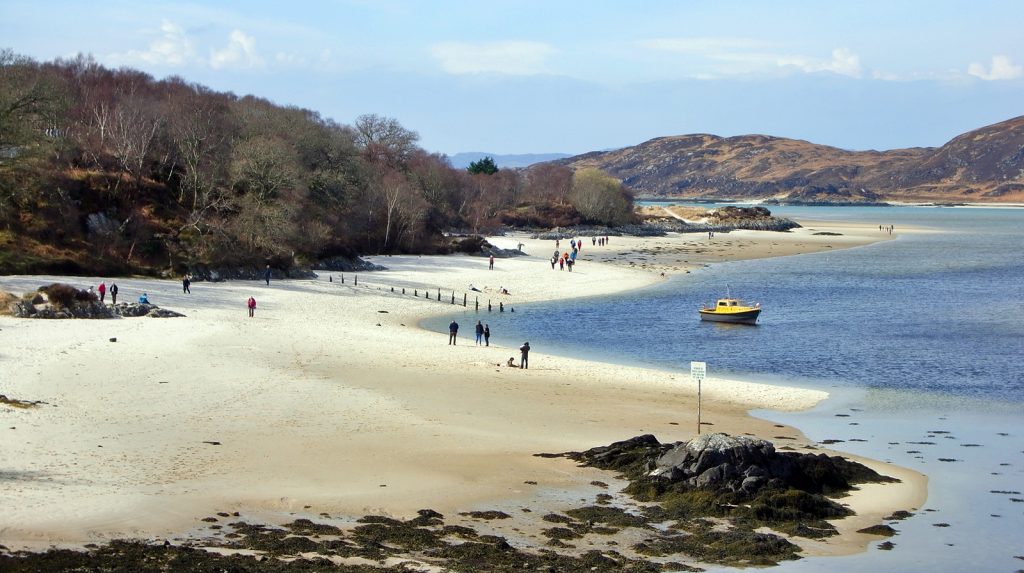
(2, 1, 1022, 155)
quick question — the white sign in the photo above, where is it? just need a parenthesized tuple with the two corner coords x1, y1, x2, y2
(690, 361, 706, 381)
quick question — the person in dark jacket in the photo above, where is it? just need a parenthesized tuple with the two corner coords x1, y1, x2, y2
(448, 320, 459, 345)
(483, 324, 490, 346)
(475, 320, 484, 345)
(110, 283, 118, 304)
(519, 342, 530, 369)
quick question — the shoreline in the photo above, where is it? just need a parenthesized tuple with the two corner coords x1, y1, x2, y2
(0, 220, 926, 562)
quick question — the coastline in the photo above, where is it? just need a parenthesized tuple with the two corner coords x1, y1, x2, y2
(0, 220, 925, 562)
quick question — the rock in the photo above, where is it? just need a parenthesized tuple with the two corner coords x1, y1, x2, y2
(111, 303, 184, 318)
(648, 432, 893, 495)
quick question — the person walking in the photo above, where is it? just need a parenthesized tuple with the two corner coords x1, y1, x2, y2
(97, 282, 106, 303)
(519, 341, 530, 369)
(264, 265, 272, 286)
(183, 274, 191, 294)
(488, 254, 495, 270)
(483, 324, 490, 346)
(448, 320, 459, 345)
(475, 320, 484, 345)
(110, 283, 118, 304)
(247, 296, 256, 317)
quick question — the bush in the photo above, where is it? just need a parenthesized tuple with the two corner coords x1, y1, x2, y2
(39, 283, 95, 308)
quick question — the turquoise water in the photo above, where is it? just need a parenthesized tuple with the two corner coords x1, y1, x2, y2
(427, 206, 1024, 571)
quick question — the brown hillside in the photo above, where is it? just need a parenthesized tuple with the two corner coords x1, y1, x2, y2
(559, 116, 1024, 203)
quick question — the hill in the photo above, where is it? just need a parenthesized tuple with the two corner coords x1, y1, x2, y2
(557, 116, 1024, 203)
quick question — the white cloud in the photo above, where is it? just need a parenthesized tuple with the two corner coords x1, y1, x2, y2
(110, 20, 196, 67)
(967, 55, 1023, 80)
(640, 37, 863, 79)
(210, 30, 262, 69)
(430, 41, 554, 75)
(777, 48, 863, 78)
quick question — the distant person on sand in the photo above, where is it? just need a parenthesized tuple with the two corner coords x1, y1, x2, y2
(448, 320, 459, 345)
(483, 323, 490, 346)
(97, 282, 106, 303)
(488, 254, 494, 270)
(110, 283, 118, 304)
(139, 292, 149, 304)
(264, 265, 272, 286)
(475, 320, 484, 345)
(519, 342, 530, 369)
(247, 296, 256, 317)
(183, 274, 191, 294)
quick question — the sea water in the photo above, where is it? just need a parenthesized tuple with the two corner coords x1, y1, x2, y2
(427, 206, 1024, 572)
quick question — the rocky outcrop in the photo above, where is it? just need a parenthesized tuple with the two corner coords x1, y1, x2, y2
(9, 285, 185, 319)
(111, 303, 186, 318)
(183, 265, 317, 282)
(12, 299, 114, 319)
(315, 256, 387, 272)
(566, 432, 895, 496)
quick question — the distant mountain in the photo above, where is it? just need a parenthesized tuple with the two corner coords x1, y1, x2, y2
(555, 116, 1024, 203)
(449, 152, 571, 169)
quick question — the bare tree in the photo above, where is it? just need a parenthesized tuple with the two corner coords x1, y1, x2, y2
(353, 113, 419, 167)
(109, 96, 162, 193)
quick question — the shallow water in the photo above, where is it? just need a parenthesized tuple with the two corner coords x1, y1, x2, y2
(427, 206, 1024, 571)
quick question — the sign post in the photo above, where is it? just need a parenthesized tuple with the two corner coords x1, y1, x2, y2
(690, 361, 707, 435)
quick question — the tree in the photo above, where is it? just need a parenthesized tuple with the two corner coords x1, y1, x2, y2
(524, 163, 573, 205)
(353, 113, 419, 167)
(467, 156, 498, 175)
(569, 168, 635, 226)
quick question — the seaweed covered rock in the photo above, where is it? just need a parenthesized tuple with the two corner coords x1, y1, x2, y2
(651, 432, 896, 496)
(565, 432, 898, 542)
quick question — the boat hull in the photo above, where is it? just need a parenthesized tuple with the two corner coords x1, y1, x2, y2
(699, 309, 761, 325)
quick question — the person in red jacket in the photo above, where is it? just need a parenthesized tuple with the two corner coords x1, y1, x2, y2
(247, 296, 256, 317)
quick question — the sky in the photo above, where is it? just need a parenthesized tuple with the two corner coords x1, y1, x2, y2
(2, 1, 1022, 156)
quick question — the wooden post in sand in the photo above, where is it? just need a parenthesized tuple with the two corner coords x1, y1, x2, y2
(463, 293, 467, 307)
(475, 297, 478, 311)
(437, 288, 441, 301)
(691, 361, 707, 435)
(354, 275, 358, 286)
(451, 291, 455, 304)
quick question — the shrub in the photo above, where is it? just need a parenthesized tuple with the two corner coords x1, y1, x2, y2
(39, 283, 95, 308)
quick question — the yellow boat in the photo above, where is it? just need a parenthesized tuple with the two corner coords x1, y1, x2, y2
(699, 297, 761, 325)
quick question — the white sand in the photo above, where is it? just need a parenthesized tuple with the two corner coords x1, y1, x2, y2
(0, 221, 924, 556)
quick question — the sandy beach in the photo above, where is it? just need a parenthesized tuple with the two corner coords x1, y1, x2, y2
(0, 221, 926, 562)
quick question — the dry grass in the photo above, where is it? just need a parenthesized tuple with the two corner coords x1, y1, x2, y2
(0, 291, 16, 316)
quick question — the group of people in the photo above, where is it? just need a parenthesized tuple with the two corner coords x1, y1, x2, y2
(879, 224, 895, 234)
(550, 236, 611, 271)
(447, 319, 530, 368)
(91, 275, 262, 317)
(94, 281, 119, 304)
(448, 319, 491, 346)
(552, 247, 578, 271)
